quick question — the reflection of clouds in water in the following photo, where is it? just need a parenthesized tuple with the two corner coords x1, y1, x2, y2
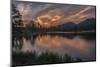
(21, 37, 48, 55)
(36, 35, 91, 50)
(21, 37, 33, 52)
(20, 35, 95, 60)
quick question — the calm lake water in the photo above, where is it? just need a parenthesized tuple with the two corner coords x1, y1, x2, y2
(13, 34, 96, 61)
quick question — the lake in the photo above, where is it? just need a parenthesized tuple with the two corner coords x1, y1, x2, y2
(12, 33, 96, 65)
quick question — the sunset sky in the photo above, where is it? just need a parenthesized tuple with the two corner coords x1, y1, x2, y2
(13, 1, 96, 28)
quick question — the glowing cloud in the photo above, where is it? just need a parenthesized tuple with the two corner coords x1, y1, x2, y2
(36, 14, 62, 28)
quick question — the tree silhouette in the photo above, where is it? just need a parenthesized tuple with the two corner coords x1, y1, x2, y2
(12, 4, 22, 27)
(12, 4, 23, 50)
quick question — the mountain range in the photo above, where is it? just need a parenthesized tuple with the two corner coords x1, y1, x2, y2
(25, 18, 96, 32)
(47, 18, 96, 32)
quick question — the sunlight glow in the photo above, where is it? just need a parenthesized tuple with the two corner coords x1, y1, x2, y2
(36, 14, 62, 28)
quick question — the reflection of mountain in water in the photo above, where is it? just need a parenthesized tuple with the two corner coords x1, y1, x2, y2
(13, 34, 96, 61)
(12, 34, 96, 66)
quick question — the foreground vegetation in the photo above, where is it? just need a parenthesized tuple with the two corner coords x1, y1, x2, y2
(12, 52, 82, 66)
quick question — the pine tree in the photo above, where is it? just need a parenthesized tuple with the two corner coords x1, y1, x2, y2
(12, 4, 22, 27)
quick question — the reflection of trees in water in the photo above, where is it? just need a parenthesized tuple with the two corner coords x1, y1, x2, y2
(12, 31, 95, 51)
(12, 33, 95, 66)
(13, 36, 23, 51)
(39, 33, 76, 39)
(12, 34, 37, 51)
(78, 33, 96, 40)
(12, 51, 82, 66)
(37, 33, 96, 40)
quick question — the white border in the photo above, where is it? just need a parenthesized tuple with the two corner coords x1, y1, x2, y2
(0, 0, 10, 67)
(0, 0, 100, 67)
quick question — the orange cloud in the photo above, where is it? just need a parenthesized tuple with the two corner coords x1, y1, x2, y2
(36, 14, 63, 28)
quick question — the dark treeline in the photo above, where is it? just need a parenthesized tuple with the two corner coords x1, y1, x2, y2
(26, 18, 95, 32)
(12, 18, 96, 36)
(12, 52, 82, 66)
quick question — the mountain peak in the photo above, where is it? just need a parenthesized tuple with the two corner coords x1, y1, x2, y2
(79, 18, 96, 25)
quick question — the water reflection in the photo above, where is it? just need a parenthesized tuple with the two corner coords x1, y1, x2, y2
(13, 34, 96, 61)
